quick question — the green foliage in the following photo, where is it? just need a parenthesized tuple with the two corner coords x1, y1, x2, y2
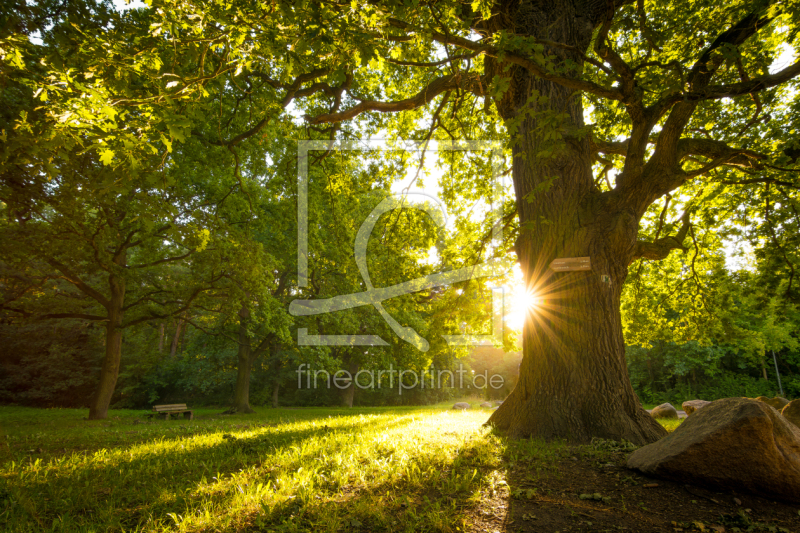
(0, 321, 103, 407)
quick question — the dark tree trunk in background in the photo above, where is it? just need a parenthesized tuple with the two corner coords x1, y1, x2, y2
(158, 323, 165, 353)
(269, 344, 282, 408)
(88, 256, 126, 420)
(272, 382, 280, 408)
(232, 306, 255, 413)
(341, 357, 359, 408)
(170, 317, 182, 358)
(486, 0, 666, 444)
(178, 312, 188, 354)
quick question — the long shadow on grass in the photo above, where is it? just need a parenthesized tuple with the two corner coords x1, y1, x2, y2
(4, 408, 379, 459)
(2, 413, 424, 531)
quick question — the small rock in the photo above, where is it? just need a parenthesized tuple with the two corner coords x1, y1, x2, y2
(628, 398, 800, 503)
(480, 402, 493, 408)
(452, 402, 470, 410)
(682, 399, 711, 415)
(650, 402, 679, 419)
(781, 399, 800, 429)
(754, 396, 790, 411)
(734, 497, 742, 505)
(579, 493, 611, 502)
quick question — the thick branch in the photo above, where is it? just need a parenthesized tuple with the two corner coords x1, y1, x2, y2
(37, 313, 108, 321)
(632, 10, 779, 201)
(384, 18, 624, 101)
(44, 258, 110, 308)
(632, 213, 691, 263)
(0, 305, 107, 321)
(685, 60, 800, 101)
(307, 72, 486, 124)
(594, 136, 766, 170)
(687, 12, 773, 89)
(676, 138, 766, 168)
(130, 250, 194, 269)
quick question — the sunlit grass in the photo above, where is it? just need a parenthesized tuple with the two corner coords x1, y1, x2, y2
(0, 403, 685, 532)
(657, 417, 684, 433)
(0, 404, 505, 532)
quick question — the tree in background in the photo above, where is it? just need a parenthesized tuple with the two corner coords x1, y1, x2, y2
(623, 159, 800, 402)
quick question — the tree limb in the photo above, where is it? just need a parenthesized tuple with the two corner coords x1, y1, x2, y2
(307, 72, 486, 124)
(631, 212, 691, 263)
(43, 257, 110, 308)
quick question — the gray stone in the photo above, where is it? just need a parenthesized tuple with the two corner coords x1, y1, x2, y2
(650, 403, 679, 419)
(480, 402, 493, 408)
(682, 399, 711, 415)
(628, 398, 800, 503)
(452, 402, 470, 410)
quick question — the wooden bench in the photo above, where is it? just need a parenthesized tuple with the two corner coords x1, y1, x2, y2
(149, 403, 193, 421)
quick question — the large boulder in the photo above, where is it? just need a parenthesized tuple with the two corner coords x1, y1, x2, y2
(754, 396, 790, 411)
(452, 402, 470, 410)
(783, 399, 800, 429)
(682, 399, 711, 415)
(627, 398, 800, 503)
(650, 403, 679, 419)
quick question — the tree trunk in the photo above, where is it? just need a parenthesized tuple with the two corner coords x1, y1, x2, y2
(169, 317, 182, 358)
(268, 344, 282, 408)
(272, 381, 280, 408)
(232, 306, 255, 413)
(158, 322, 165, 353)
(341, 357, 359, 408)
(486, 1, 666, 444)
(178, 312, 188, 354)
(88, 270, 125, 420)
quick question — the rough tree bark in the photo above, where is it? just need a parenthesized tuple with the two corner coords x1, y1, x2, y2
(485, 0, 666, 444)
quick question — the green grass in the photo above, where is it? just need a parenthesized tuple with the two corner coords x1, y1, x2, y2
(658, 417, 683, 432)
(0, 402, 678, 532)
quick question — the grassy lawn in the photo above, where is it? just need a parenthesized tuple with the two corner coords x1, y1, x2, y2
(1, 403, 689, 532)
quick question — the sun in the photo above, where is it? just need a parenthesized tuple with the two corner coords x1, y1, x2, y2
(504, 266, 539, 332)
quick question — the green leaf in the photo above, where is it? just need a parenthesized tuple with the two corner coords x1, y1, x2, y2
(99, 148, 115, 165)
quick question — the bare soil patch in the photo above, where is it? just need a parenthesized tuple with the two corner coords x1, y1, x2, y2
(481, 444, 800, 533)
